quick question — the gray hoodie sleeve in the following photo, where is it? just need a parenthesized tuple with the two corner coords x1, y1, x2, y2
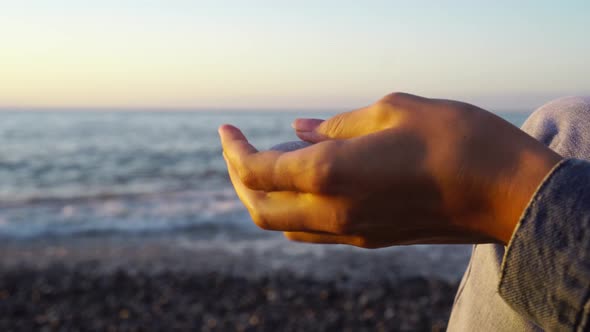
(499, 158, 590, 331)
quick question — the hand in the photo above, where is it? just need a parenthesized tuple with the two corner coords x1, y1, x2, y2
(219, 93, 562, 247)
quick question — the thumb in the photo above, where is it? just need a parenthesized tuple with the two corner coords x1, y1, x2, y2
(291, 118, 325, 143)
(293, 107, 372, 143)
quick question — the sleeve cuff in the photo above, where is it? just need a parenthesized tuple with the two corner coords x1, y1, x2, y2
(499, 158, 590, 331)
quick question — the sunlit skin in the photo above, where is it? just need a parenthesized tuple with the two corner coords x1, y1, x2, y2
(219, 93, 562, 248)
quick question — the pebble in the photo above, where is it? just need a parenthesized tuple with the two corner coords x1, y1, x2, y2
(270, 141, 313, 152)
(0, 264, 458, 331)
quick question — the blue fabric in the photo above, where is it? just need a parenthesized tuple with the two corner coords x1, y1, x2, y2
(448, 96, 590, 331)
(500, 159, 590, 330)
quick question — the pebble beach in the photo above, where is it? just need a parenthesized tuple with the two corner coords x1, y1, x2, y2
(0, 234, 470, 331)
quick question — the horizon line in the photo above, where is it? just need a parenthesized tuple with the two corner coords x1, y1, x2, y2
(0, 106, 534, 113)
(0, 107, 340, 113)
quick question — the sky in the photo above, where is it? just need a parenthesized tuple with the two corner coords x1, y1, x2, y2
(1, 0, 589, 111)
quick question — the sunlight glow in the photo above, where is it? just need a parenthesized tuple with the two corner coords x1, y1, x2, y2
(1, 1, 589, 110)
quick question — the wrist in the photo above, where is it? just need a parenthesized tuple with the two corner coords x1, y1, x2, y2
(491, 140, 563, 244)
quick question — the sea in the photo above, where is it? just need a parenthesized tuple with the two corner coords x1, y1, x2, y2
(0, 111, 530, 240)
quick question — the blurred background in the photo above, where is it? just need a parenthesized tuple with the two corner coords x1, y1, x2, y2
(1, 1, 588, 331)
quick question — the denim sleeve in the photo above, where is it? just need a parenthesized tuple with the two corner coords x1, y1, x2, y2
(499, 159, 590, 331)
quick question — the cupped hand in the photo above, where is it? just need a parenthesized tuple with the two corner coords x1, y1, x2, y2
(219, 93, 562, 247)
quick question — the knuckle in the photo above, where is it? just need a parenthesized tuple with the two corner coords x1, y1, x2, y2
(309, 158, 336, 193)
(238, 167, 257, 188)
(379, 92, 407, 105)
(368, 103, 394, 124)
(305, 140, 344, 193)
(378, 92, 424, 111)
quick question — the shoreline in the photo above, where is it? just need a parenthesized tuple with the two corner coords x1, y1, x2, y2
(0, 233, 471, 283)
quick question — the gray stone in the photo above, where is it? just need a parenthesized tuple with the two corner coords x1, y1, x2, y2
(270, 141, 313, 152)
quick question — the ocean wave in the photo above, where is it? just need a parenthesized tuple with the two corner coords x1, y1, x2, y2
(0, 188, 258, 238)
(0, 168, 232, 207)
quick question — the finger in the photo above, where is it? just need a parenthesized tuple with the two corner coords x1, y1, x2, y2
(226, 152, 333, 233)
(293, 106, 375, 141)
(294, 92, 428, 141)
(291, 118, 324, 132)
(283, 230, 415, 248)
(292, 119, 326, 143)
(220, 124, 342, 193)
(238, 189, 351, 234)
(219, 124, 285, 191)
(283, 231, 370, 248)
(227, 155, 352, 233)
(285, 227, 497, 247)
(218, 124, 259, 156)
(223, 151, 264, 213)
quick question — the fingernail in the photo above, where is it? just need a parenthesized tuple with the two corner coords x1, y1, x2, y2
(218, 124, 239, 143)
(218, 124, 228, 137)
(292, 119, 324, 132)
